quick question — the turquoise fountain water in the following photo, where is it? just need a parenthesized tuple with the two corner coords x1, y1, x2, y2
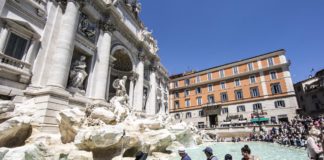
(170, 142, 307, 160)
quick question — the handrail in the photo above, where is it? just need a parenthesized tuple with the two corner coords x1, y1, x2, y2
(0, 53, 31, 69)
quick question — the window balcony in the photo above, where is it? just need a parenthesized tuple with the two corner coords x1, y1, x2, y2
(0, 52, 32, 83)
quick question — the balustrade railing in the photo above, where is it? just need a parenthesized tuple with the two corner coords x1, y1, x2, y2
(0, 53, 31, 70)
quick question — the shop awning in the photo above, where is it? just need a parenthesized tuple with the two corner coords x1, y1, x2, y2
(251, 117, 269, 123)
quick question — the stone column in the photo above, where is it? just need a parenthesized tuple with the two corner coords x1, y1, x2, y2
(128, 74, 137, 107)
(0, 25, 8, 52)
(105, 57, 116, 101)
(47, 0, 80, 88)
(88, 24, 114, 100)
(133, 54, 145, 112)
(147, 64, 157, 115)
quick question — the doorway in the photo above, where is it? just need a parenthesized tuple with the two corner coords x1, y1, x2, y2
(209, 114, 218, 128)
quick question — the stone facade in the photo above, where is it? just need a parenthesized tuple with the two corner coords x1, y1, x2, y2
(169, 50, 298, 128)
(295, 69, 324, 117)
(0, 0, 169, 133)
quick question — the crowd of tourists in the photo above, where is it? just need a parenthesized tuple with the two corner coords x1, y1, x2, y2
(249, 115, 324, 159)
(178, 145, 259, 160)
(137, 116, 324, 160)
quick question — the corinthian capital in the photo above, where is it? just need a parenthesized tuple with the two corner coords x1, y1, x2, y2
(138, 52, 146, 62)
(56, 0, 83, 11)
(99, 19, 116, 33)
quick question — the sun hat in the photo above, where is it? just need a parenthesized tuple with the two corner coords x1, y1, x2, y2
(178, 147, 186, 153)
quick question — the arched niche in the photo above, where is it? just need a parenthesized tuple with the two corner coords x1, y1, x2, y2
(108, 45, 135, 99)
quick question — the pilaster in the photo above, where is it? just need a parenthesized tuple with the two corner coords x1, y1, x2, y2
(257, 60, 269, 97)
(0, 24, 8, 52)
(282, 66, 295, 95)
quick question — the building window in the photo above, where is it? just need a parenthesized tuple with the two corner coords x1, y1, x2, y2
(174, 101, 179, 109)
(248, 63, 254, 71)
(208, 72, 213, 80)
(250, 75, 256, 84)
(174, 81, 178, 88)
(185, 79, 190, 86)
(4, 32, 29, 60)
(312, 95, 318, 100)
(196, 76, 201, 83)
(234, 79, 241, 87)
(174, 92, 179, 98)
(175, 113, 180, 119)
(253, 103, 262, 111)
(250, 87, 260, 97)
(271, 116, 277, 123)
(268, 57, 274, 66)
(199, 110, 204, 117)
(271, 83, 282, 94)
(197, 97, 202, 105)
(233, 66, 239, 75)
(208, 84, 213, 92)
(184, 90, 190, 97)
(220, 81, 226, 89)
(270, 71, 277, 80)
(185, 99, 191, 107)
(220, 92, 228, 102)
(195, 87, 202, 94)
(186, 112, 192, 118)
(237, 105, 246, 112)
(219, 69, 225, 78)
(207, 95, 215, 104)
(275, 100, 285, 108)
(235, 90, 244, 100)
(221, 108, 228, 114)
(315, 103, 321, 110)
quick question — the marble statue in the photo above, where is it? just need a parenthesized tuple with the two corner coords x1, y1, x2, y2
(110, 76, 130, 122)
(114, 76, 128, 97)
(141, 27, 159, 54)
(68, 56, 88, 92)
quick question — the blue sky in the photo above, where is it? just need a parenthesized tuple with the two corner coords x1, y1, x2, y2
(139, 0, 324, 83)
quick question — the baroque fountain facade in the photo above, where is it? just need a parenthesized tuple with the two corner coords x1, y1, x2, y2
(0, 0, 204, 159)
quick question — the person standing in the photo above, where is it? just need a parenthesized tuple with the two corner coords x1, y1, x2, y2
(178, 147, 191, 160)
(307, 128, 323, 160)
(241, 145, 259, 160)
(203, 147, 219, 160)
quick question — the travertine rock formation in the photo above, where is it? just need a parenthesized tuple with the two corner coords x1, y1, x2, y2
(0, 98, 203, 160)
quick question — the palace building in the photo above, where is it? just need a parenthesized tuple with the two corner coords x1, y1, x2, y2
(169, 49, 298, 128)
(0, 0, 169, 132)
(294, 69, 324, 117)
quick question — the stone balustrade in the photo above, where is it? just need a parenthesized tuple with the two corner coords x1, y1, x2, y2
(0, 53, 31, 70)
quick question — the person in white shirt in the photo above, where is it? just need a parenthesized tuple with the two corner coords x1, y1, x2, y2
(307, 128, 323, 160)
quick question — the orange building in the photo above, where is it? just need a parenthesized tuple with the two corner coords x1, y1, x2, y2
(168, 49, 298, 128)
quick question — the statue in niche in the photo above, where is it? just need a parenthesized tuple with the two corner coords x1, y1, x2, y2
(114, 76, 128, 97)
(110, 76, 130, 122)
(68, 55, 88, 94)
